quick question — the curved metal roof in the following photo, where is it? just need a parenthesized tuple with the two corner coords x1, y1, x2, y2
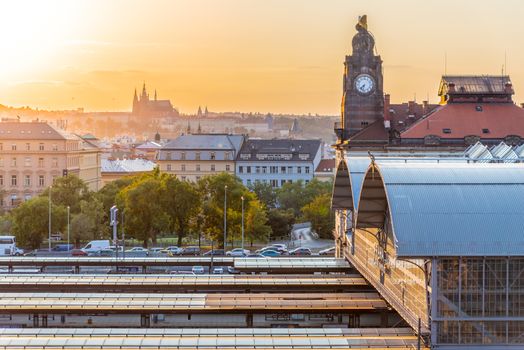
(357, 162, 524, 257)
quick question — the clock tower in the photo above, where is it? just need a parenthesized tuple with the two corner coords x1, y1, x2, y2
(340, 15, 384, 139)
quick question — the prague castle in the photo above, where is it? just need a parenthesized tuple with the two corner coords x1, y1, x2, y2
(132, 83, 179, 118)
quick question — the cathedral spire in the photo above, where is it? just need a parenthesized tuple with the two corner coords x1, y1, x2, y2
(186, 121, 191, 134)
(132, 88, 139, 114)
(197, 106, 202, 117)
(154, 89, 157, 101)
(197, 122, 202, 134)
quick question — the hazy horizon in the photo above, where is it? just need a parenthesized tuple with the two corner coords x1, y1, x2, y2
(1, 0, 523, 115)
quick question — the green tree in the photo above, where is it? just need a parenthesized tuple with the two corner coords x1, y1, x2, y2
(249, 181, 277, 209)
(95, 176, 136, 228)
(267, 208, 295, 240)
(197, 172, 250, 248)
(41, 175, 91, 214)
(11, 197, 67, 249)
(301, 193, 334, 239)
(0, 214, 11, 233)
(118, 174, 168, 247)
(276, 180, 308, 215)
(245, 199, 271, 246)
(162, 175, 200, 246)
(70, 213, 95, 247)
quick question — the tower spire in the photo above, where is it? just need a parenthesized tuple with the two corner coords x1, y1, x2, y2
(154, 89, 157, 101)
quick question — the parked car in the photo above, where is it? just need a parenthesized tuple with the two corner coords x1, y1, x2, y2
(53, 244, 74, 252)
(203, 249, 225, 256)
(212, 267, 224, 274)
(289, 247, 312, 256)
(169, 270, 195, 275)
(108, 245, 124, 252)
(227, 266, 240, 274)
(260, 249, 280, 257)
(71, 249, 87, 257)
(246, 253, 264, 258)
(180, 246, 201, 256)
(191, 265, 205, 274)
(166, 246, 183, 255)
(271, 243, 288, 251)
(88, 249, 115, 257)
(226, 248, 250, 257)
(13, 247, 25, 256)
(319, 246, 336, 256)
(125, 247, 148, 253)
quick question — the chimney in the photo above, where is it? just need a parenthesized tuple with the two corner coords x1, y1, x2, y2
(505, 82, 513, 94)
(422, 100, 429, 114)
(408, 100, 415, 115)
(448, 82, 455, 93)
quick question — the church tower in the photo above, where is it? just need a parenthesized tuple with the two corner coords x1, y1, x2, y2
(340, 15, 384, 139)
(132, 88, 139, 115)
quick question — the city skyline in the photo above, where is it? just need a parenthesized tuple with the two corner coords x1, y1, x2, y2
(1, 0, 524, 114)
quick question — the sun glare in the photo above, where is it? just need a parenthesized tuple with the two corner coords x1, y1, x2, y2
(0, 1, 81, 79)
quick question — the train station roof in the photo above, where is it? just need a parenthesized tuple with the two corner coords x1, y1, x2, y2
(0, 327, 424, 349)
(357, 161, 524, 257)
(0, 292, 386, 314)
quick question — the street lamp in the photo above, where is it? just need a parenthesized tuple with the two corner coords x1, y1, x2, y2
(241, 196, 245, 252)
(223, 185, 227, 250)
(67, 206, 70, 252)
(48, 185, 52, 252)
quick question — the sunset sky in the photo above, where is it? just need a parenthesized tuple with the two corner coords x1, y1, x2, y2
(1, 0, 523, 115)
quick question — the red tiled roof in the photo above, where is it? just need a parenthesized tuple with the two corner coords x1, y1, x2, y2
(315, 158, 336, 173)
(401, 103, 524, 139)
(350, 119, 389, 141)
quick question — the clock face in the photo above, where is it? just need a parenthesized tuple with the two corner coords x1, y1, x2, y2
(354, 74, 375, 95)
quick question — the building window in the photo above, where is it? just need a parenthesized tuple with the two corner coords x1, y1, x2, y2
(38, 158, 44, 168)
(211, 164, 215, 171)
(0, 158, 3, 167)
(210, 152, 216, 160)
(256, 166, 261, 174)
(52, 144, 58, 151)
(281, 166, 286, 174)
(181, 176, 186, 181)
(11, 175, 17, 186)
(360, 121, 369, 126)
(181, 164, 186, 171)
(297, 166, 302, 174)
(24, 175, 31, 187)
(0, 143, 2, 151)
(239, 166, 243, 174)
(305, 180, 310, 185)
(11, 157, 17, 167)
(224, 152, 230, 160)
(25, 143, 30, 151)
(11, 144, 16, 151)
(442, 128, 452, 134)
(24, 157, 31, 167)
(482, 128, 490, 134)
(181, 152, 186, 160)
(270, 166, 278, 174)
(10, 195, 17, 206)
(196, 176, 201, 181)
(0, 175, 3, 186)
(195, 152, 201, 160)
(166, 152, 172, 160)
(305, 166, 310, 174)
(39, 143, 44, 151)
(281, 179, 286, 186)
(52, 158, 58, 168)
(167, 164, 172, 171)
(196, 164, 201, 172)
(39, 175, 45, 187)
(226, 164, 230, 171)
(262, 166, 267, 174)
(246, 179, 252, 186)
(287, 166, 292, 174)
(271, 179, 278, 187)
(247, 166, 251, 174)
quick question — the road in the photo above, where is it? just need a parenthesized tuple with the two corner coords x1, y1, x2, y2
(275, 224, 334, 251)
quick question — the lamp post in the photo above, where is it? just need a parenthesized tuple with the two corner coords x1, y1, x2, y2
(223, 185, 227, 250)
(48, 185, 52, 252)
(67, 206, 70, 252)
(241, 196, 245, 252)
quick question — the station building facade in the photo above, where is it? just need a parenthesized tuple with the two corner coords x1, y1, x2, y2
(332, 159, 524, 348)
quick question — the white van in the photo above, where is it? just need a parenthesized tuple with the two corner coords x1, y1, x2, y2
(81, 240, 111, 255)
(0, 236, 17, 256)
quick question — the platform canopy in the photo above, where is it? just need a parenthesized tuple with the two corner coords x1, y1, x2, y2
(356, 161, 524, 257)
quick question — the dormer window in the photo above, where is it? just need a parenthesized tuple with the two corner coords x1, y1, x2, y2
(482, 128, 490, 134)
(475, 105, 483, 112)
(442, 128, 452, 134)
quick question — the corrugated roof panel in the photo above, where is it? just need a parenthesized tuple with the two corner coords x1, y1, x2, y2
(370, 162, 524, 256)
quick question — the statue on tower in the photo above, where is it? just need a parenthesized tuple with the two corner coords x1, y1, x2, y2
(352, 15, 375, 57)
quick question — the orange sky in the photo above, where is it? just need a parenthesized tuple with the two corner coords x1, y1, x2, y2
(1, 0, 523, 115)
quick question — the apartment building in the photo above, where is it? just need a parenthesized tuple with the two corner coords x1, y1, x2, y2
(235, 139, 322, 188)
(0, 121, 101, 210)
(157, 134, 245, 182)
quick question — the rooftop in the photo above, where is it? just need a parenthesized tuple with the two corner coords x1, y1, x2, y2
(162, 134, 245, 151)
(0, 121, 76, 140)
(101, 159, 156, 173)
(237, 139, 321, 162)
